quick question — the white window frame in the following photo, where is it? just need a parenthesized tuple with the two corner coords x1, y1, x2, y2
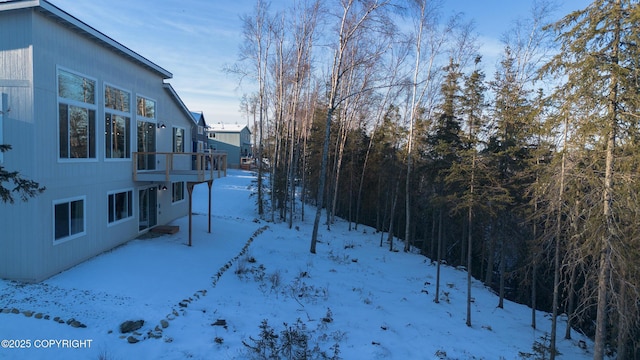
(136, 94, 157, 122)
(173, 126, 186, 153)
(104, 83, 132, 161)
(107, 188, 134, 226)
(52, 196, 86, 244)
(56, 66, 98, 162)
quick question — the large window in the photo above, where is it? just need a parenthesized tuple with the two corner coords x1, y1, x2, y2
(54, 197, 85, 241)
(173, 127, 185, 152)
(108, 190, 133, 224)
(106, 115, 130, 159)
(58, 69, 96, 159)
(136, 121, 156, 170)
(136, 96, 156, 170)
(105, 85, 131, 159)
(172, 182, 184, 203)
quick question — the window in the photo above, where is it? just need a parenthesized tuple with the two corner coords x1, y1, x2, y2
(136, 95, 157, 170)
(106, 114, 130, 159)
(54, 197, 85, 241)
(108, 190, 133, 223)
(58, 69, 96, 159)
(173, 127, 185, 152)
(136, 96, 156, 119)
(105, 85, 131, 159)
(198, 125, 204, 135)
(136, 121, 156, 170)
(172, 182, 184, 203)
(105, 85, 130, 112)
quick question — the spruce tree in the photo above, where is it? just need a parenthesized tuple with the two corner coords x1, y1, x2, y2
(541, 1, 640, 357)
(0, 145, 45, 204)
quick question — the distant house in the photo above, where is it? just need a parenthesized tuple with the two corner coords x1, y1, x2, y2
(0, 0, 225, 282)
(190, 111, 207, 153)
(207, 123, 252, 169)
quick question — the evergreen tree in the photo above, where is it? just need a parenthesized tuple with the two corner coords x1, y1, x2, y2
(542, 0, 640, 357)
(426, 59, 464, 304)
(0, 145, 45, 204)
(445, 55, 488, 327)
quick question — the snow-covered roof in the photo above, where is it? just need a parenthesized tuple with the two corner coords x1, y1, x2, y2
(208, 123, 250, 133)
(0, 0, 172, 79)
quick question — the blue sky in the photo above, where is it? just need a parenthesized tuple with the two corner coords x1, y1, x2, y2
(50, 0, 591, 125)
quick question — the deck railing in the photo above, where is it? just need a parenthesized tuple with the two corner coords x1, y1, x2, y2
(132, 151, 227, 182)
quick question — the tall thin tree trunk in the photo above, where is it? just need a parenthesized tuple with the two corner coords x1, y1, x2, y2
(430, 210, 436, 262)
(466, 150, 475, 327)
(551, 115, 569, 360)
(435, 209, 443, 304)
(288, 119, 297, 228)
(485, 219, 495, 286)
(595, 1, 620, 355)
(387, 175, 401, 251)
(330, 119, 349, 227)
(498, 236, 505, 309)
(565, 265, 577, 340)
(617, 276, 627, 360)
(311, 105, 334, 253)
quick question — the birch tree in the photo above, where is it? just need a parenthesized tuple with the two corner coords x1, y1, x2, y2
(310, 0, 391, 253)
(234, 0, 275, 217)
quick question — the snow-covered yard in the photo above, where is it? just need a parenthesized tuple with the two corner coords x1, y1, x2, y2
(0, 170, 593, 359)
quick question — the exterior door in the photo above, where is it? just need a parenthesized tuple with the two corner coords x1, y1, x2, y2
(137, 120, 156, 170)
(138, 187, 157, 231)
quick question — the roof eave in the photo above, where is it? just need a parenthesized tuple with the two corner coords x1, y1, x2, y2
(163, 83, 195, 125)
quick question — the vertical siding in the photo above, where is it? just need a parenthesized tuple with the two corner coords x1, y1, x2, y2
(0, 9, 40, 281)
(0, 8, 194, 281)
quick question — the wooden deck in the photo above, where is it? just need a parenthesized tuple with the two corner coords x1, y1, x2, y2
(132, 151, 227, 183)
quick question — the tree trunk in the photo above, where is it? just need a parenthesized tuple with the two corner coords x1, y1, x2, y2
(435, 209, 443, 304)
(430, 210, 436, 262)
(465, 203, 473, 327)
(311, 105, 333, 253)
(485, 221, 495, 286)
(564, 266, 576, 340)
(387, 175, 401, 251)
(595, 2, 620, 357)
(466, 149, 476, 327)
(616, 276, 627, 360)
(550, 116, 569, 359)
(497, 236, 505, 309)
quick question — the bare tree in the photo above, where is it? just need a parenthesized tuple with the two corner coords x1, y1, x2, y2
(229, 0, 276, 217)
(310, 0, 392, 253)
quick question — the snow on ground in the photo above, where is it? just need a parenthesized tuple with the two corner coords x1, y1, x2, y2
(0, 170, 593, 360)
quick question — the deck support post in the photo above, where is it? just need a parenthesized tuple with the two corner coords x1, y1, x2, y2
(187, 182, 195, 246)
(207, 180, 213, 233)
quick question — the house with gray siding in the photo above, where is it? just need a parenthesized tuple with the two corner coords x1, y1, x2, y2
(0, 0, 224, 282)
(207, 123, 251, 169)
(190, 111, 208, 153)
